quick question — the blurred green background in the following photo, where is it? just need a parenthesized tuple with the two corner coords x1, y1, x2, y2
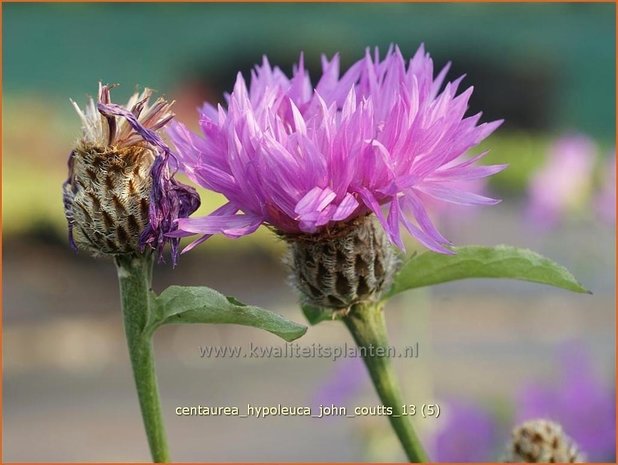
(3, 2, 616, 237)
(3, 3, 615, 462)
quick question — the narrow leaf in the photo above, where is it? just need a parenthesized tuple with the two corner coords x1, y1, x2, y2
(148, 285, 307, 342)
(386, 245, 590, 298)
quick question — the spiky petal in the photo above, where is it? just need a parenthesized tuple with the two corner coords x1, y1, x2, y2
(168, 45, 505, 253)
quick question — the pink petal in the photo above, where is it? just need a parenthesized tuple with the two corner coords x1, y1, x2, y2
(416, 184, 501, 206)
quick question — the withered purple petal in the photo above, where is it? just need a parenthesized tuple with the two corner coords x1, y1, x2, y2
(98, 101, 201, 265)
(139, 155, 201, 266)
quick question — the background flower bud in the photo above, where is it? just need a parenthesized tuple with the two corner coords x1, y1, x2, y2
(504, 419, 585, 463)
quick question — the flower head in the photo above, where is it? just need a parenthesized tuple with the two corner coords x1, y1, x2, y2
(63, 83, 199, 263)
(168, 45, 505, 254)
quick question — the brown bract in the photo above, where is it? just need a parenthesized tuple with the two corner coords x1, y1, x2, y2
(283, 215, 398, 310)
(63, 144, 155, 256)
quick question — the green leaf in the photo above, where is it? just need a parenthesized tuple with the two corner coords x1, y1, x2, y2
(147, 285, 307, 342)
(385, 245, 590, 298)
(301, 303, 341, 325)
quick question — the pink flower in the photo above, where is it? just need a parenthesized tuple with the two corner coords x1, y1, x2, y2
(526, 135, 596, 229)
(168, 45, 505, 253)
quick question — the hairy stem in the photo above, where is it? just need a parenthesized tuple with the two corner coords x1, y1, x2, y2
(115, 254, 170, 463)
(343, 303, 428, 462)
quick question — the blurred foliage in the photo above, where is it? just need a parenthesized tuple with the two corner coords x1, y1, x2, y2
(482, 133, 550, 194)
(3, 3, 615, 248)
(3, 3, 615, 139)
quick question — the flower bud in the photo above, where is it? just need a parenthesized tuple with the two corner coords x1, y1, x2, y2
(64, 145, 155, 256)
(63, 83, 199, 261)
(504, 419, 585, 463)
(284, 215, 397, 310)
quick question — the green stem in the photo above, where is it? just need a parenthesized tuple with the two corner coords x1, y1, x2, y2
(343, 303, 428, 463)
(115, 254, 170, 463)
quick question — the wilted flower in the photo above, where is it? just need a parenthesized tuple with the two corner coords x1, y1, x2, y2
(516, 343, 615, 461)
(168, 45, 504, 308)
(63, 83, 199, 263)
(525, 135, 596, 229)
(503, 419, 585, 463)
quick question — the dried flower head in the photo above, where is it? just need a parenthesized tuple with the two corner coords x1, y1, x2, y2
(63, 84, 199, 263)
(167, 45, 505, 254)
(504, 419, 585, 463)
